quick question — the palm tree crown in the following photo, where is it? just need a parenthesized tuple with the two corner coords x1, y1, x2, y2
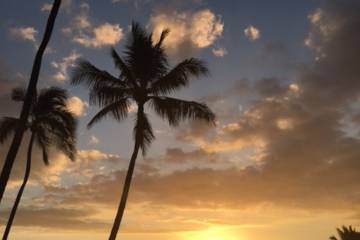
(0, 87, 77, 239)
(72, 22, 215, 154)
(0, 87, 77, 162)
(330, 226, 360, 240)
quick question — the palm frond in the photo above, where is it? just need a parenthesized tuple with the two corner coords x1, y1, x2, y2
(33, 88, 78, 163)
(36, 130, 50, 165)
(34, 87, 68, 116)
(331, 226, 360, 240)
(89, 85, 133, 106)
(111, 48, 136, 87)
(155, 28, 170, 49)
(150, 58, 208, 95)
(133, 108, 154, 155)
(71, 60, 125, 89)
(38, 87, 67, 101)
(0, 117, 21, 143)
(53, 133, 76, 161)
(149, 96, 215, 126)
(88, 98, 130, 128)
(36, 109, 77, 139)
(35, 126, 51, 165)
(42, 147, 49, 165)
(124, 22, 168, 86)
(35, 113, 77, 162)
(11, 87, 26, 102)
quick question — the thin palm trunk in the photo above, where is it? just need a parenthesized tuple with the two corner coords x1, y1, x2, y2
(108, 137, 140, 240)
(2, 133, 35, 240)
(0, 0, 61, 204)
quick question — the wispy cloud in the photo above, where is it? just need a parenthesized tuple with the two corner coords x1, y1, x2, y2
(51, 50, 81, 81)
(9, 27, 38, 42)
(63, 2, 124, 48)
(212, 46, 227, 57)
(89, 135, 100, 145)
(40, 3, 53, 12)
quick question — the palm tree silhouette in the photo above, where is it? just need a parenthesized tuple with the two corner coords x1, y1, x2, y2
(330, 226, 360, 240)
(0, 87, 77, 240)
(0, 0, 62, 204)
(71, 22, 215, 240)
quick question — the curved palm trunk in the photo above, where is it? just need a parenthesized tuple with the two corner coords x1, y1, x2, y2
(109, 140, 140, 240)
(2, 133, 35, 240)
(0, 0, 61, 204)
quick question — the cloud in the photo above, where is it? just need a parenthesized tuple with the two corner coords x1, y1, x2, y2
(40, 3, 52, 12)
(41, 0, 75, 14)
(73, 23, 124, 48)
(244, 25, 260, 41)
(74, 3, 91, 29)
(163, 0, 360, 211)
(0, 208, 106, 230)
(37, 149, 123, 187)
(162, 147, 217, 164)
(77, 149, 120, 163)
(89, 135, 99, 145)
(51, 50, 81, 81)
(63, 3, 124, 48)
(66, 96, 88, 117)
(212, 47, 227, 57)
(149, 9, 223, 58)
(9, 27, 38, 42)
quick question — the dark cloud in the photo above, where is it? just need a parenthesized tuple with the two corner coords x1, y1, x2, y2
(254, 77, 288, 98)
(163, 147, 216, 163)
(302, 0, 360, 109)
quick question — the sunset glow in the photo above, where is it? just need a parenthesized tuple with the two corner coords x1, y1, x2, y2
(1, 0, 360, 240)
(185, 226, 240, 240)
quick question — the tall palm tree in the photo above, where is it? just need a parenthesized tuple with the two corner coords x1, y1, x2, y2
(330, 226, 360, 240)
(0, 0, 62, 204)
(72, 22, 215, 240)
(0, 87, 77, 240)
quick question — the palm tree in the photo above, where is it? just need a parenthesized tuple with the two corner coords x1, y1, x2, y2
(0, 0, 62, 204)
(330, 226, 360, 240)
(0, 87, 77, 240)
(71, 22, 215, 240)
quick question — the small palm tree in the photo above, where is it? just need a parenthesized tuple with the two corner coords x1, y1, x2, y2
(0, 0, 62, 204)
(0, 87, 77, 240)
(72, 22, 215, 239)
(330, 226, 360, 240)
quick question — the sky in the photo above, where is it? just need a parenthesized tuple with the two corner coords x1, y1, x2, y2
(0, 0, 360, 239)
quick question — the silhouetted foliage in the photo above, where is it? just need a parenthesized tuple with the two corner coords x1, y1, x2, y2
(330, 226, 360, 240)
(0, 87, 77, 240)
(0, 0, 62, 204)
(72, 22, 215, 240)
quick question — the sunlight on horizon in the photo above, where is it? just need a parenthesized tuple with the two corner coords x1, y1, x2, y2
(183, 226, 242, 240)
